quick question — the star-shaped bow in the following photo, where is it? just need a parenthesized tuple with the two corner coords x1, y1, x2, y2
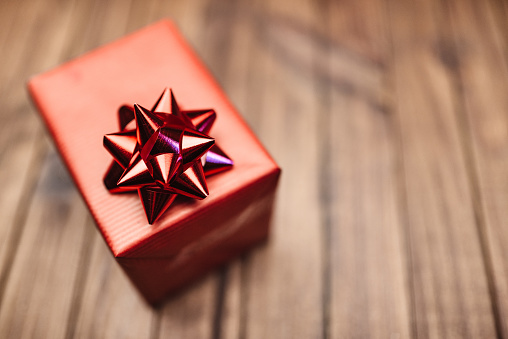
(103, 88, 233, 224)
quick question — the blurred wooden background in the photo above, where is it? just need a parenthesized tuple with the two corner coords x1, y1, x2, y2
(1, 0, 508, 337)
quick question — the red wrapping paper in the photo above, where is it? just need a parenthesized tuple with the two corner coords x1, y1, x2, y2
(27, 20, 281, 304)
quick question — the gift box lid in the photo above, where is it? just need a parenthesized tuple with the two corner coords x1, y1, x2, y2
(28, 20, 280, 259)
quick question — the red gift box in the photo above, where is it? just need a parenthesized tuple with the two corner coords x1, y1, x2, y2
(27, 20, 280, 304)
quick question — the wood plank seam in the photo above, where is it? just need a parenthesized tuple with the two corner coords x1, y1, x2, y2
(383, 51, 419, 339)
(149, 307, 162, 339)
(64, 217, 96, 339)
(317, 76, 333, 339)
(391, 118, 419, 339)
(316, 6, 333, 337)
(238, 255, 250, 339)
(212, 266, 228, 339)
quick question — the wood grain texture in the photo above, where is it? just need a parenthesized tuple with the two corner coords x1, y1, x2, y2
(325, 0, 412, 337)
(387, 0, 497, 337)
(0, 148, 89, 339)
(0, 3, 86, 336)
(238, 1, 324, 338)
(1, 0, 508, 337)
(0, 0, 74, 303)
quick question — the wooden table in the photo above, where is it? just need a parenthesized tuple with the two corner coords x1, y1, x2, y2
(1, 0, 508, 337)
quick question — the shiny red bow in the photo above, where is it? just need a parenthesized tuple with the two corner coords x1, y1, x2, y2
(103, 88, 233, 224)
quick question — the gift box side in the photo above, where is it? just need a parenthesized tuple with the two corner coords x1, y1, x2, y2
(117, 164, 281, 259)
(117, 167, 280, 304)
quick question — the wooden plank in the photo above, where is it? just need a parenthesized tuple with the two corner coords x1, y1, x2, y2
(0, 0, 73, 299)
(235, 0, 324, 338)
(0, 147, 90, 339)
(325, 0, 412, 337)
(0, 2, 88, 337)
(157, 277, 218, 339)
(209, 2, 256, 338)
(215, 262, 242, 339)
(386, 0, 497, 337)
(447, 0, 508, 336)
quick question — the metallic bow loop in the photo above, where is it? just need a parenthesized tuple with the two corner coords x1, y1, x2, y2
(103, 88, 233, 224)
